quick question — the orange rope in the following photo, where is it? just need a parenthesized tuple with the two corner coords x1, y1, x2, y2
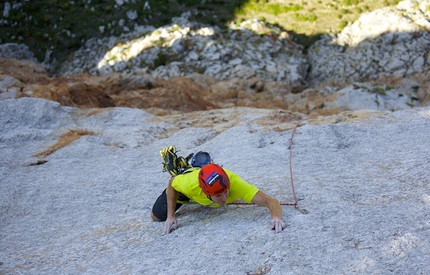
(231, 119, 305, 207)
(289, 120, 301, 207)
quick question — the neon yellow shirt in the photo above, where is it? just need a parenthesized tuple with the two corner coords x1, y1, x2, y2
(171, 168, 259, 208)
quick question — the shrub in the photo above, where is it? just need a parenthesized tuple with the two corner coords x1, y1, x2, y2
(154, 53, 167, 68)
(339, 20, 348, 29)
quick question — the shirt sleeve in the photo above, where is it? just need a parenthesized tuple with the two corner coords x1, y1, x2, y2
(225, 169, 259, 203)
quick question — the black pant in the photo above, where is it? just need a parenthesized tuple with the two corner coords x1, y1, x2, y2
(151, 189, 190, 221)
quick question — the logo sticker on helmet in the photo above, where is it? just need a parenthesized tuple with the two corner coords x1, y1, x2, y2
(206, 172, 220, 186)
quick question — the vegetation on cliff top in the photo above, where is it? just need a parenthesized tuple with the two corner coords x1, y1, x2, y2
(0, 0, 400, 66)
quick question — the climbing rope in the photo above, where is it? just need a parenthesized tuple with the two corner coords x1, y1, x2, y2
(288, 119, 308, 214)
(289, 119, 301, 207)
(231, 119, 308, 213)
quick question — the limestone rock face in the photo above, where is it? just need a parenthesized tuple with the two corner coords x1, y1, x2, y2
(1, 95, 429, 275)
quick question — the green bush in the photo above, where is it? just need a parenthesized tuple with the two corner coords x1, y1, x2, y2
(339, 20, 348, 29)
(154, 53, 167, 68)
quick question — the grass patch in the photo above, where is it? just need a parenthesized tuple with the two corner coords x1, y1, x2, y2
(293, 13, 318, 22)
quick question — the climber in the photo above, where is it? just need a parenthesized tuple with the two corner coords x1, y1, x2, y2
(151, 162, 286, 235)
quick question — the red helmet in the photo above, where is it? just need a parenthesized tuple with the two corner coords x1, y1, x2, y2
(198, 164, 230, 196)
